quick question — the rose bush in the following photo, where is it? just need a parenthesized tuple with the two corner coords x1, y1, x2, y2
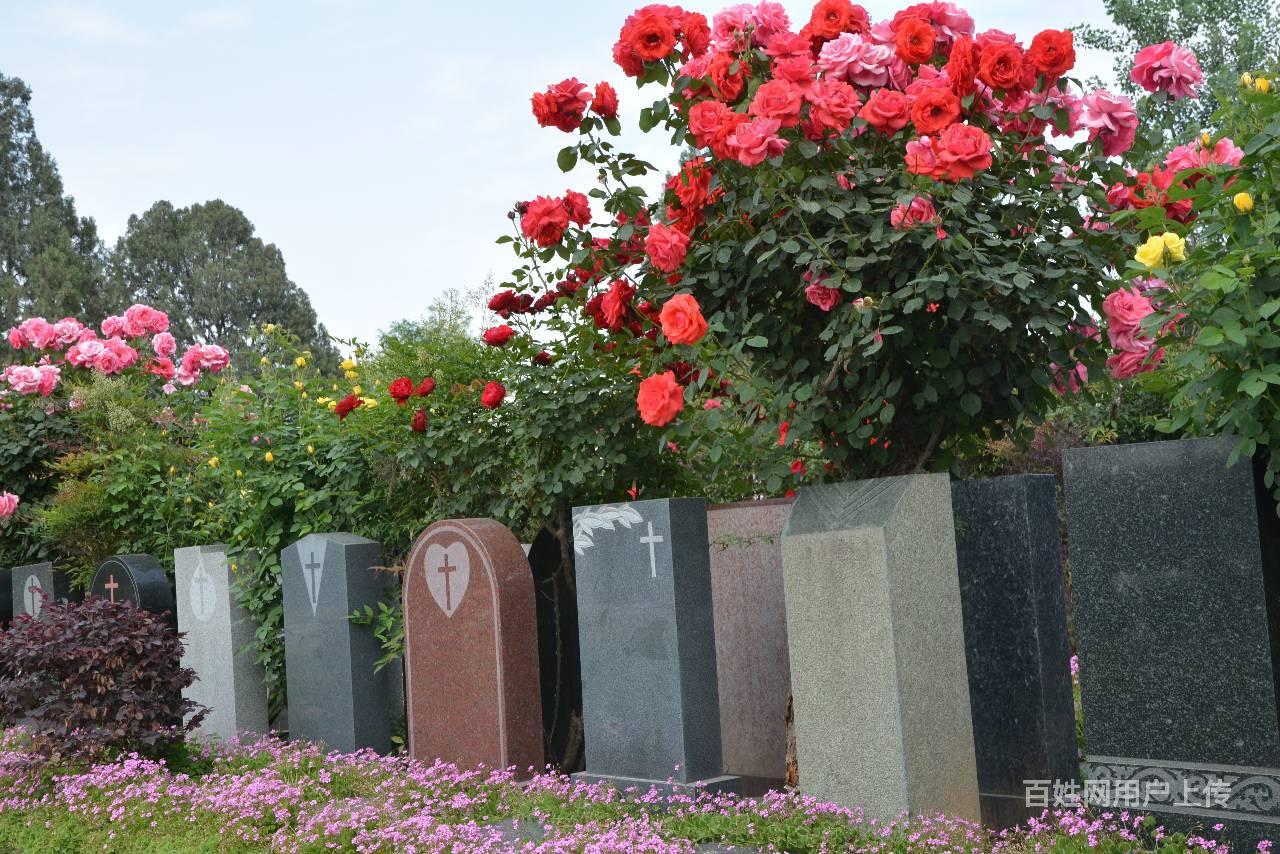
(492, 0, 1179, 488)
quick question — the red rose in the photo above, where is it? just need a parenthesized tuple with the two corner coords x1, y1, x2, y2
(146, 357, 176, 380)
(520, 196, 570, 247)
(601, 279, 637, 329)
(591, 82, 619, 119)
(659, 294, 707, 345)
(482, 325, 515, 347)
(803, 78, 861, 139)
(533, 351, 554, 366)
(895, 17, 936, 65)
(682, 11, 712, 56)
(858, 88, 912, 134)
(806, 0, 870, 42)
(624, 11, 677, 62)
(480, 381, 506, 409)
(645, 222, 690, 272)
(977, 44, 1024, 92)
(388, 376, 414, 404)
(1028, 29, 1075, 78)
(688, 100, 748, 158)
(945, 36, 979, 97)
(613, 38, 645, 78)
(563, 191, 591, 226)
(911, 87, 961, 135)
(936, 123, 993, 180)
(488, 290, 518, 316)
(670, 157, 715, 211)
(637, 371, 686, 427)
(417, 377, 436, 397)
(334, 394, 363, 421)
(708, 51, 747, 102)
(531, 78, 590, 132)
(411, 408, 427, 433)
(749, 79, 804, 129)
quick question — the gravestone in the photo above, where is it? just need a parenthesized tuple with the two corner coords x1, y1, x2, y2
(781, 475, 980, 821)
(573, 497, 737, 793)
(10, 562, 78, 620)
(404, 519, 542, 772)
(175, 545, 269, 742)
(281, 533, 394, 754)
(0, 566, 10, 627)
(90, 554, 176, 628)
(528, 528, 584, 772)
(706, 498, 793, 791)
(952, 475, 1079, 829)
(1065, 437, 1280, 849)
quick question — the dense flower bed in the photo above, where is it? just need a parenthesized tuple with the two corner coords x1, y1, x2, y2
(0, 729, 1258, 853)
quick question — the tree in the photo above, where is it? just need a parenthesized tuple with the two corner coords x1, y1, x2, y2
(108, 200, 339, 370)
(1077, 0, 1280, 142)
(0, 73, 111, 330)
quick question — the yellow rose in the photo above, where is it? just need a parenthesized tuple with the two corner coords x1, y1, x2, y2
(1235, 192, 1255, 213)
(301, 391, 308, 400)
(260, 356, 270, 365)
(1257, 77, 1272, 94)
(327, 401, 338, 412)
(1161, 231, 1186, 262)
(264, 451, 274, 463)
(263, 323, 277, 333)
(208, 500, 215, 508)
(293, 381, 304, 390)
(1134, 235, 1166, 268)
(340, 359, 356, 371)
(294, 356, 307, 368)
(208, 456, 220, 469)
(345, 370, 359, 381)
(352, 385, 363, 396)
(361, 397, 378, 408)
(1201, 131, 1212, 147)
(317, 396, 331, 405)
(1242, 72, 1254, 86)
(168, 466, 176, 476)
(235, 469, 243, 478)
(306, 445, 315, 455)
(184, 496, 192, 505)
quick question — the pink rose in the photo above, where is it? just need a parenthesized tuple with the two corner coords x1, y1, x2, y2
(50, 318, 87, 348)
(818, 34, 893, 88)
(36, 365, 60, 397)
(1107, 346, 1164, 380)
(197, 344, 230, 372)
(147, 357, 177, 380)
(645, 222, 691, 272)
(1051, 362, 1088, 395)
(93, 337, 138, 374)
(6, 327, 25, 349)
(890, 196, 938, 230)
(773, 55, 816, 90)
(176, 366, 201, 386)
(101, 315, 126, 338)
(728, 116, 788, 166)
(711, 3, 754, 49)
(905, 135, 944, 179)
(751, 1, 791, 45)
(1102, 287, 1155, 352)
(152, 332, 177, 358)
(0, 492, 18, 520)
(1164, 136, 1244, 172)
(4, 366, 42, 395)
(1131, 42, 1202, 100)
(804, 78, 861, 139)
(17, 318, 56, 350)
(975, 29, 1017, 49)
(1081, 89, 1137, 157)
(805, 283, 843, 311)
(927, 2, 975, 46)
(125, 303, 170, 335)
(66, 339, 106, 368)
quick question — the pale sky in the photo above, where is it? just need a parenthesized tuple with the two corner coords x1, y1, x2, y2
(0, 0, 1113, 344)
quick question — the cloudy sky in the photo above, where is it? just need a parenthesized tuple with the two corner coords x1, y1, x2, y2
(1, 1, 1114, 343)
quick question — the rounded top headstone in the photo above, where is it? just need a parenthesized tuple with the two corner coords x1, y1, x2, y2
(91, 554, 176, 628)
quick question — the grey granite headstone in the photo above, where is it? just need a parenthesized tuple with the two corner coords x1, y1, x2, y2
(90, 554, 176, 628)
(281, 533, 394, 754)
(782, 474, 980, 821)
(10, 562, 78, 620)
(1065, 437, 1280, 849)
(952, 475, 1079, 828)
(572, 498, 738, 793)
(175, 545, 269, 742)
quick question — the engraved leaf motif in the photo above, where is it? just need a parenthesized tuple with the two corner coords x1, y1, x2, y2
(572, 504, 644, 555)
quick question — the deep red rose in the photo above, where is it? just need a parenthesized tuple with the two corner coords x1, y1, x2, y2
(1028, 29, 1075, 78)
(533, 350, 554, 366)
(591, 82, 619, 119)
(480, 381, 506, 409)
(563, 190, 592, 226)
(531, 78, 590, 132)
(417, 377, 436, 396)
(335, 393, 363, 421)
(624, 11, 678, 62)
(911, 87, 961, 135)
(411, 408, 427, 433)
(488, 290, 518, 317)
(859, 88, 912, 134)
(807, 0, 870, 42)
(978, 44, 1024, 92)
(520, 196, 570, 247)
(388, 376, 414, 404)
(482, 325, 516, 347)
(895, 17, 936, 64)
(945, 36, 979, 97)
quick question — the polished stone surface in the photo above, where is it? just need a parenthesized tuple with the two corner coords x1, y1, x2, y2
(281, 533, 394, 754)
(528, 528, 583, 771)
(953, 475, 1078, 828)
(782, 474, 980, 821)
(404, 518, 542, 773)
(90, 553, 176, 628)
(573, 497, 737, 790)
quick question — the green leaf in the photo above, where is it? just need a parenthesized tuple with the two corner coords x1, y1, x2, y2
(744, 336, 768, 348)
(960, 394, 981, 416)
(557, 146, 578, 173)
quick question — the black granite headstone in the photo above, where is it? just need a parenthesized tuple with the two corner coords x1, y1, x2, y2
(1064, 437, 1280, 849)
(0, 566, 10, 628)
(90, 554, 176, 628)
(281, 533, 395, 754)
(953, 474, 1079, 829)
(10, 562, 79, 620)
(528, 528, 583, 771)
(572, 498, 737, 793)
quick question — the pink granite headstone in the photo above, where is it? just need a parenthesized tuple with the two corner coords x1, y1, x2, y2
(404, 519, 543, 773)
(706, 498, 794, 787)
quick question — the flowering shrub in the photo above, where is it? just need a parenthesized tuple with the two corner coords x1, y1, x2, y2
(491, 0, 1182, 485)
(1101, 69, 1280, 496)
(0, 600, 204, 760)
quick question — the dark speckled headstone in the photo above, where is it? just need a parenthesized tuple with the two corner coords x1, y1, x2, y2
(952, 475, 1078, 829)
(281, 533, 395, 754)
(90, 554, 176, 628)
(1064, 437, 1280, 849)
(10, 562, 78, 620)
(572, 498, 738, 793)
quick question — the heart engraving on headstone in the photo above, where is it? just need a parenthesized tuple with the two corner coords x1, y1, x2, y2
(425, 541, 470, 618)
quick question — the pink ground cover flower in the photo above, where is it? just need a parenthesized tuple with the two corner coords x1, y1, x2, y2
(1131, 41, 1203, 100)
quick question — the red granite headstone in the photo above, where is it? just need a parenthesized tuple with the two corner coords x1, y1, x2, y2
(404, 518, 543, 773)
